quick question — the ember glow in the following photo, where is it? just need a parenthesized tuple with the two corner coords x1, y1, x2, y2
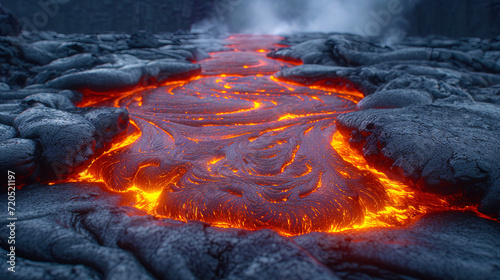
(69, 35, 456, 236)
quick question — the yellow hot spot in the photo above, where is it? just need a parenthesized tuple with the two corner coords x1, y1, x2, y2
(125, 186, 163, 214)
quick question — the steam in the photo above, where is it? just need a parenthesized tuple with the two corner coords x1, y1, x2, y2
(193, 0, 418, 41)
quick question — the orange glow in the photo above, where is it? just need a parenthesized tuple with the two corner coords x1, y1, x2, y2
(63, 34, 490, 237)
(270, 75, 364, 103)
(280, 144, 299, 173)
(330, 132, 450, 231)
(215, 101, 262, 115)
(123, 186, 163, 214)
(277, 112, 337, 122)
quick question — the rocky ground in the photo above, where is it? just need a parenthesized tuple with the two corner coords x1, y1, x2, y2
(1, 8, 500, 280)
(271, 33, 500, 217)
(1, 183, 499, 280)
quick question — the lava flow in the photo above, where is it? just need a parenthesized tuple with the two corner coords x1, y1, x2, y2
(70, 35, 452, 236)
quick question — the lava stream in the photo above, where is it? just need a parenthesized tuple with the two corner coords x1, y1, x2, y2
(70, 35, 453, 236)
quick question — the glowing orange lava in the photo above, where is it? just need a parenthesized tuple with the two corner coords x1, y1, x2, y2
(67, 34, 481, 236)
(330, 132, 450, 230)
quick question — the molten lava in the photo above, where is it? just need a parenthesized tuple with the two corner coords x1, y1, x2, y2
(69, 35, 459, 236)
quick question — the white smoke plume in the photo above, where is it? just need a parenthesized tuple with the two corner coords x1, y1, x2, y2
(193, 0, 418, 40)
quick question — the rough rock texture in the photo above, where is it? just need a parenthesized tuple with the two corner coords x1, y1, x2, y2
(47, 59, 201, 93)
(0, 30, 212, 186)
(1, 106, 128, 184)
(21, 92, 76, 110)
(0, 87, 128, 186)
(1, 26, 499, 279)
(0, 183, 498, 280)
(127, 31, 160, 49)
(273, 33, 500, 219)
(272, 34, 500, 105)
(1, 31, 208, 89)
(336, 104, 500, 216)
(356, 89, 434, 110)
(0, 138, 38, 180)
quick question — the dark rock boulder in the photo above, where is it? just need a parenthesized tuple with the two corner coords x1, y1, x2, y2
(58, 89, 83, 103)
(0, 110, 22, 126)
(38, 53, 104, 73)
(0, 123, 17, 140)
(0, 88, 79, 104)
(83, 107, 129, 150)
(296, 211, 500, 280)
(274, 64, 369, 95)
(336, 104, 500, 217)
(268, 39, 333, 64)
(160, 45, 211, 62)
(19, 40, 100, 65)
(47, 60, 201, 93)
(21, 92, 75, 110)
(127, 31, 160, 49)
(0, 138, 39, 183)
(0, 102, 24, 126)
(14, 107, 97, 178)
(356, 89, 434, 110)
(118, 49, 190, 61)
(378, 76, 455, 99)
(13, 106, 128, 180)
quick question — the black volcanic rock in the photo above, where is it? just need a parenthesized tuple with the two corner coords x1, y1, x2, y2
(356, 89, 434, 110)
(18, 42, 61, 65)
(12, 106, 128, 181)
(21, 92, 75, 110)
(275, 65, 369, 94)
(295, 211, 500, 280)
(127, 31, 160, 49)
(0, 183, 498, 280)
(0, 123, 17, 140)
(0, 138, 38, 181)
(273, 33, 500, 219)
(268, 39, 334, 64)
(37, 53, 104, 73)
(0, 31, 214, 187)
(14, 107, 99, 178)
(160, 45, 211, 62)
(274, 34, 500, 73)
(274, 34, 500, 108)
(336, 104, 500, 217)
(83, 107, 129, 150)
(0, 29, 498, 279)
(46, 59, 201, 93)
(276, 63, 499, 104)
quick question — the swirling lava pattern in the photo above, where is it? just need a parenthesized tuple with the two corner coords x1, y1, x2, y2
(76, 35, 448, 235)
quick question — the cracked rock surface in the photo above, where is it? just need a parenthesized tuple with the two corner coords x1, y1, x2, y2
(273, 33, 500, 219)
(0, 183, 498, 280)
(336, 104, 500, 216)
(0, 30, 211, 186)
(0, 21, 499, 280)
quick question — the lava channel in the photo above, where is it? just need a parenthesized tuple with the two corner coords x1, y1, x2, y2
(69, 35, 453, 236)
